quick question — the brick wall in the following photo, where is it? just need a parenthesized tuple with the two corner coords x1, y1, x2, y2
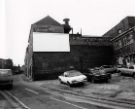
(113, 29, 135, 57)
(33, 25, 64, 33)
(32, 45, 113, 80)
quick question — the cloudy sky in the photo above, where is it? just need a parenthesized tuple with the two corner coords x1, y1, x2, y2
(0, 0, 135, 65)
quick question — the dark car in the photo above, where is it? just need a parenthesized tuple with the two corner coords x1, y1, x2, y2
(0, 69, 13, 89)
(84, 68, 111, 83)
(100, 65, 117, 74)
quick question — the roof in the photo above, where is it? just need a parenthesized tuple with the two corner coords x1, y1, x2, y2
(34, 15, 62, 26)
(69, 34, 112, 46)
(28, 15, 63, 43)
(111, 26, 135, 41)
(103, 16, 135, 37)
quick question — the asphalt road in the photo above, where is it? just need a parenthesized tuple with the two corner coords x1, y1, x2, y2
(0, 75, 111, 109)
(0, 90, 12, 109)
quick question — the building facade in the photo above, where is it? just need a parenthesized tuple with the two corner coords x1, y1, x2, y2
(103, 17, 135, 66)
(25, 16, 113, 81)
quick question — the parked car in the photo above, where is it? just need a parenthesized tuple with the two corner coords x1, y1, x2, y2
(100, 65, 117, 74)
(58, 70, 87, 86)
(84, 68, 111, 83)
(117, 65, 135, 78)
(116, 64, 127, 68)
(0, 69, 13, 89)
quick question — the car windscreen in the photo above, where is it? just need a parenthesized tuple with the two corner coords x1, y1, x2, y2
(102, 65, 111, 68)
(66, 70, 82, 77)
(68, 73, 82, 77)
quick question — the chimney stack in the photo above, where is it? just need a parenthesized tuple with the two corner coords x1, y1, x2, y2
(63, 18, 70, 25)
(63, 18, 71, 33)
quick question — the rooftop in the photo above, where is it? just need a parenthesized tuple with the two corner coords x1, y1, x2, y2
(34, 15, 62, 26)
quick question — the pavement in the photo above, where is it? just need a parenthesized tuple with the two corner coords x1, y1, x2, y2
(20, 74, 135, 101)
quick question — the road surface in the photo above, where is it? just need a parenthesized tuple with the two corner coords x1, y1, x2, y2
(0, 75, 131, 109)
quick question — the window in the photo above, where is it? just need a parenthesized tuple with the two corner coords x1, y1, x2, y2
(129, 34, 133, 38)
(118, 40, 122, 48)
(118, 29, 122, 34)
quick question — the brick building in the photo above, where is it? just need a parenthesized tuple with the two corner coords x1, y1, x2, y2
(25, 16, 113, 81)
(0, 58, 13, 69)
(103, 16, 135, 66)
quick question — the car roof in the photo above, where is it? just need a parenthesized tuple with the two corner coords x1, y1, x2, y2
(102, 65, 112, 67)
(64, 70, 80, 73)
(0, 69, 11, 70)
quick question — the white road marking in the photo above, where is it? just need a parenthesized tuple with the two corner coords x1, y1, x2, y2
(0, 91, 19, 108)
(51, 97, 88, 109)
(6, 91, 31, 109)
(25, 88, 39, 95)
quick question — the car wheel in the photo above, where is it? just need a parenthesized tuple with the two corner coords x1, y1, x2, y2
(59, 78, 62, 84)
(7, 84, 13, 90)
(106, 79, 110, 83)
(67, 82, 71, 87)
(133, 73, 135, 78)
(91, 78, 95, 83)
(118, 71, 122, 76)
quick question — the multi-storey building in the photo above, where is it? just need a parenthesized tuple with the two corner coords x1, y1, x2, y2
(103, 17, 135, 66)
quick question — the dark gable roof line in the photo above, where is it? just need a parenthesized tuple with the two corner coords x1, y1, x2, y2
(28, 15, 63, 42)
(34, 15, 62, 26)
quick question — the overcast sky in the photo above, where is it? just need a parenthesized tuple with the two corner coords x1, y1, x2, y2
(0, 0, 135, 65)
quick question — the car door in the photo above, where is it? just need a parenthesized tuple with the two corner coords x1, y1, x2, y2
(127, 69, 134, 76)
(62, 73, 69, 83)
(121, 68, 128, 74)
(120, 68, 132, 75)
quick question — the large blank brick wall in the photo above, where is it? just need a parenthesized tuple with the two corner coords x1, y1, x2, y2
(32, 45, 113, 80)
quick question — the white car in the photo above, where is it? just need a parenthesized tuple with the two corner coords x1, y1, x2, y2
(117, 65, 135, 78)
(58, 70, 87, 86)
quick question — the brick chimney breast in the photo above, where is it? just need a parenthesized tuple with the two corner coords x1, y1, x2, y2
(63, 18, 71, 33)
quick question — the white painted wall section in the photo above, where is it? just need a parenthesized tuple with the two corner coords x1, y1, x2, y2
(33, 32, 70, 52)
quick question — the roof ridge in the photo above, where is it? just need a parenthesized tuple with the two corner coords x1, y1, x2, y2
(33, 15, 62, 26)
